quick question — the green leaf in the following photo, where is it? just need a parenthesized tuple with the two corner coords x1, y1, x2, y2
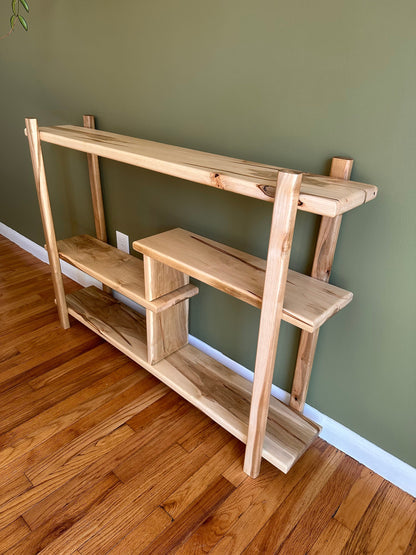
(11, 0, 17, 16)
(19, 0, 29, 13)
(18, 14, 28, 31)
(10, 14, 16, 29)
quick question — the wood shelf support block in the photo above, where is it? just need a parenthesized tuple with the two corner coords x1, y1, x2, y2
(244, 170, 303, 478)
(25, 118, 70, 329)
(290, 157, 353, 412)
(144, 255, 190, 365)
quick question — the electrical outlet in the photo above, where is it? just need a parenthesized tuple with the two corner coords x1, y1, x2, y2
(116, 231, 130, 254)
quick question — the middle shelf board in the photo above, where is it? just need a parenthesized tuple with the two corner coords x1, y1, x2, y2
(66, 285, 321, 474)
(133, 228, 353, 333)
(57, 234, 198, 313)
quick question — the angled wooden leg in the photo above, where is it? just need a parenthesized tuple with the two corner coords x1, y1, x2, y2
(83, 115, 112, 295)
(244, 170, 302, 478)
(290, 157, 353, 412)
(83, 115, 107, 243)
(25, 118, 70, 329)
(144, 256, 189, 364)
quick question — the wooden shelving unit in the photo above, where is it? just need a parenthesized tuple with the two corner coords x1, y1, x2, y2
(26, 115, 377, 479)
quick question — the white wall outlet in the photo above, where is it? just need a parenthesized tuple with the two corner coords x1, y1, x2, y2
(116, 231, 130, 254)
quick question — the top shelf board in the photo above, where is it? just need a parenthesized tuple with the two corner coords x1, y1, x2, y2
(35, 125, 377, 218)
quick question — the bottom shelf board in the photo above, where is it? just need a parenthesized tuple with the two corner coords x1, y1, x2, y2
(66, 286, 321, 473)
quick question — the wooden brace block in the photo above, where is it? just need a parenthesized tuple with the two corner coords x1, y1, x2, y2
(144, 255, 190, 364)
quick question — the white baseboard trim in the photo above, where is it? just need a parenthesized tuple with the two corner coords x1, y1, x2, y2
(2, 221, 415, 498)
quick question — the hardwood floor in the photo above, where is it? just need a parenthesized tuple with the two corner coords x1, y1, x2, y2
(0, 233, 415, 554)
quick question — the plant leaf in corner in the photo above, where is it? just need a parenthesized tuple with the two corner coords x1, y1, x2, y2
(19, 0, 29, 12)
(11, 0, 18, 16)
(18, 14, 28, 31)
(10, 14, 17, 29)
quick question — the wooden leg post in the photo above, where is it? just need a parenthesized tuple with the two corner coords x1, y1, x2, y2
(83, 115, 107, 243)
(244, 170, 302, 478)
(83, 115, 112, 295)
(289, 157, 353, 412)
(25, 118, 70, 329)
(144, 256, 190, 365)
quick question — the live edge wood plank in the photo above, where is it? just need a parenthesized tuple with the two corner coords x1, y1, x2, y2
(133, 228, 353, 333)
(57, 234, 198, 313)
(65, 286, 320, 474)
(35, 125, 378, 217)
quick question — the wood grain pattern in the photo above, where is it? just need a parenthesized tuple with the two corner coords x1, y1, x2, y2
(35, 124, 378, 216)
(290, 157, 353, 412)
(244, 170, 302, 477)
(25, 118, 69, 329)
(65, 285, 320, 474)
(134, 227, 353, 332)
(144, 255, 190, 364)
(0, 236, 413, 554)
(82, 115, 107, 243)
(57, 235, 198, 312)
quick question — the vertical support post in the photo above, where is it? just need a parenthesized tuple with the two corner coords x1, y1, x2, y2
(144, 256, 189, 364)
(83, 115, 112, 295)
(83, 115, 107, 242)
(244, 170, 302, 478)
(25, 118, 70, 329)
(289, 157, 353, 412)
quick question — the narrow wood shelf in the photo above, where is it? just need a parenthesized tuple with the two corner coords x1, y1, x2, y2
(36, 125, 377, 217)
(57, 234, 198, 312)
(133, 228, 353, 332)
(66, 286, 321, 473)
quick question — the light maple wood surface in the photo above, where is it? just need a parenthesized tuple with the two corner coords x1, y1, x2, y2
(290, 157, 353, 412)
(34, 125, 378, 217)
(133, 227, 353, 333)
(65, 285, 320, 474)
(57, 234, 198, 313)
(144, 256, 190, 364)
(244, 170, 302, 477)
(82, 115, 107, 243)
(25, 118, 70, 329)
(0, 235, 414, 555)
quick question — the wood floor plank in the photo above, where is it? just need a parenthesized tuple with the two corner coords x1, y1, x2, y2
(0, 474, 32, 506)
(404, 524, 416, 555)
(0, 424, 134, 529)
(220, 446, 343, 554)
(334, 465, 384, 530)
(308, 518, 352, 555)
(142, 476, 235, 555)
(40, 443, 208, 555)
(9, 473, 121, 554)
(107, 507, 172, 554)
(275, 455, 362, 553)
(342, 482, 415, 554)
(26, 380, 166, 486)
(0, 367, 150, 492)
(0, 364, 138, 471)
(115, 395, 208, 483)
(221, 455, 248, 487)
(0, 344, 130, 435)
(21, 397, 203, 533)
(162, 438, 243, 519)
(0, 335, 103, 396)
(368, 487, 416, 554)
(0, 517, 30, 552)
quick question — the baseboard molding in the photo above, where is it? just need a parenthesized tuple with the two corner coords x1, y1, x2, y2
(2, 221, 415, 498)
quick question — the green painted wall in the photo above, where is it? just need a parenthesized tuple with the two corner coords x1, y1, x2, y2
(1, 1, 415, 466)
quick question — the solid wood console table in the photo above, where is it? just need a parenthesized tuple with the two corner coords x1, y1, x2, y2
(26, 116, 377, 478)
